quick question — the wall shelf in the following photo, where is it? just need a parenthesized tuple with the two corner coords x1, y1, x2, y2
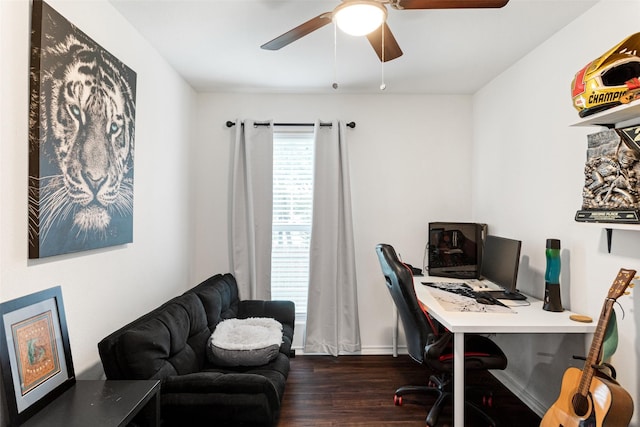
(577, 222, 640, 253)
(572, 100, 640, 252)
(571, 99, 640, 128)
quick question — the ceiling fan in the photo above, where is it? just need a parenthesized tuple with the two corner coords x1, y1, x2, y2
(260, 0, 510, 62)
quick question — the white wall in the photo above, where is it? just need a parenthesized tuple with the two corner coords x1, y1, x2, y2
(473, 0, 640, 422)
(193, 93, 474, 350)
(0, 1, 195, 424)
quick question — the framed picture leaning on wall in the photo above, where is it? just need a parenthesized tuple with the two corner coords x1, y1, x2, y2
(0, 286, 75, 426)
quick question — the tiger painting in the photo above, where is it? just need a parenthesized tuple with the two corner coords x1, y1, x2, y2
(28, 0, 136, 258)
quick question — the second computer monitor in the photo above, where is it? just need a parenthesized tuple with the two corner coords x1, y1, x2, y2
(480, 235, 522, 293)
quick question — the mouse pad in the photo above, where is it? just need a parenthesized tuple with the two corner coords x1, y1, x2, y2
(429, 288, 513, 313)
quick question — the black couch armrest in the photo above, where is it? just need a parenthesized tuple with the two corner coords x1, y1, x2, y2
(238, 300, 295, 327)
(162, 371, 279, 398)
(160, 372, 281, 426)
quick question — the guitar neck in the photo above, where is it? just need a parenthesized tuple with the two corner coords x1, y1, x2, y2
(575, 268, 636, 398)
(577, 298, 615, 395)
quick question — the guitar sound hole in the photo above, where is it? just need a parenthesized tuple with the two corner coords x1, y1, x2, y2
(572, 393, 590, 417)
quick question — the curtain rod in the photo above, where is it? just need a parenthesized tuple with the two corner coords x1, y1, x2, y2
(226, 121, 356, 129)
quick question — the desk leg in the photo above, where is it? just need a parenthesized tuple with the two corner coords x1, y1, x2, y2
(453, 331, 465, 427)
(392, 306, 398, 357)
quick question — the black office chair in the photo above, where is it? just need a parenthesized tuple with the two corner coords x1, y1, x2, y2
(375, 243, 508, 427)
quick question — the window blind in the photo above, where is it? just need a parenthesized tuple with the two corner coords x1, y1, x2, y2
(271, 130, 314, 320)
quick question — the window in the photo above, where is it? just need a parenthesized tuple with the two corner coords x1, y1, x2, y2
(271, 128, 314, 321)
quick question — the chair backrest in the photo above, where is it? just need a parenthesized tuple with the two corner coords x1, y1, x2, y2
(375, 243, 435, 364)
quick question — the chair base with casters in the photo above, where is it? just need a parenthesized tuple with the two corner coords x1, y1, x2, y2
(393, 372, 498, 427)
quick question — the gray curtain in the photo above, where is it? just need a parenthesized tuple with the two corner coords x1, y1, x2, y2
(230, 119, 273, 300)
(304, 120, 361, 355)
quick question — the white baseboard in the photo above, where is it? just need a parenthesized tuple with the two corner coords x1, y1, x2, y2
(490, 370, 546, 417)
(290, 345, 407, 356)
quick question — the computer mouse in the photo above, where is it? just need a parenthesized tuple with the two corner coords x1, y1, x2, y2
(475, 296, 494, 305)
(474, 292, 509, 307)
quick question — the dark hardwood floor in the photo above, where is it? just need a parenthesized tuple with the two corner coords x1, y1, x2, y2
(277, 355, 541, 427)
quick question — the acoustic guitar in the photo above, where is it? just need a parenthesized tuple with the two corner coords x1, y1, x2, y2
(540, 268, 635, 427)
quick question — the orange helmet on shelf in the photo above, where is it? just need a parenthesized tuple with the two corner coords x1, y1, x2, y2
(571, 32, 640, 118)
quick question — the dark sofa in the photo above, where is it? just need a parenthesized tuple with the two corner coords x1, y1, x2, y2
(98, 273, 295, 426)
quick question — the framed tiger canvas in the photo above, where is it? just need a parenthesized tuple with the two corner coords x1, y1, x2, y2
(28, 0, 136, 258)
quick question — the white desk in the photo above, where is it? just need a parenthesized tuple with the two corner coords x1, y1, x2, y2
(413, 276, 596, 427)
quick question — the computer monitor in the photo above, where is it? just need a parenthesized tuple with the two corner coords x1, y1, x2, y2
(480, 235, 525, 300)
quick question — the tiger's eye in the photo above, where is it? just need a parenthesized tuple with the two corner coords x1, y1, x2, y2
(70, 105, 81, 118)
(110, 123, 120, 134)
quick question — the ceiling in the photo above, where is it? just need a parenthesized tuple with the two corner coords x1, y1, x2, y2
(109, 0, 598, 94)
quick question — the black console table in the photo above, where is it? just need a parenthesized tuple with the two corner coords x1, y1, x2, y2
(21, 380, 160, 427)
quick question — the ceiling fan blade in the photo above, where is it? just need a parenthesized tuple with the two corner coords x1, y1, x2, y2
(261, 12, 333, 50)
(394, 0, 508, 9)
(366, 23, 403, 62)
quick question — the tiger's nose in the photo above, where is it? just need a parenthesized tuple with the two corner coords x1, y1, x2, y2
(84, 170, 107, 193)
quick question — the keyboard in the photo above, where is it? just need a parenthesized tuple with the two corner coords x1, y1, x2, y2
(484, 289, 527, 301)
(465, 280, 528, 301)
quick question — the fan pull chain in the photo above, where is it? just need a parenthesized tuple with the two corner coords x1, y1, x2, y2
(380, 24, 386, 91)
(332, 22, 339, 90)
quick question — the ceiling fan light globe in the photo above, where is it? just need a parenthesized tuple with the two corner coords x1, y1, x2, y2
(333, 1, 387, 36)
